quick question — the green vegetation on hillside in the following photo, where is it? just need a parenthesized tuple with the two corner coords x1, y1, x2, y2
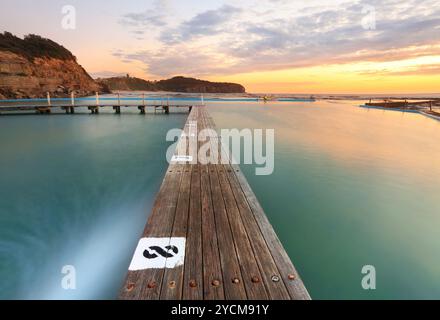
(98, 76, 246, 93)
(0, 32, 76, 61)
(156, 76, 245, 93)
(97, 75, 157, 91)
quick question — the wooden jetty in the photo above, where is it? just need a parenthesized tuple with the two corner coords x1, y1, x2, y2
(365, 99, 440, 110)
(119, 105, 310, 300)
(0, 103, 193, 115)
(0, 92, 195, 115)
(420, 110, 440, 121)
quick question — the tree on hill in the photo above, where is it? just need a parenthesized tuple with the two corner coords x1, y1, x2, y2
(0, 32, 76, 61)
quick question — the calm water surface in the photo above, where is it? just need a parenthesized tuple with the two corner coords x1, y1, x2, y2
(0, 111, 186, 299)
(210, 100, 440, 299)
(1, 101, 439, 299)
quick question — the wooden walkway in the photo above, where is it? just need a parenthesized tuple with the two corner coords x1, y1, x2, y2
(119, 105, 310, 300)
(0, 104, 193, 114)
(365, 99, 440, 109)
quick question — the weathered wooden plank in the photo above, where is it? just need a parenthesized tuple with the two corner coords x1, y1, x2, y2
(119, 165, 182, 300)
(160, 107, 198, 299)
(201, 109, 272, 299)
(208, 163, 247, 300)
(182, 164, 203, 299)
(119, 172, 170, 299)
(202, 107, 310, 300)
(196, 111, 225, 300)
(201, 107, 247, 299)
(198, 110, 249, 300)
(224, 166, 291, 300)
(200, 164, 225, 300)
(159, 165, 192, 300)
(120, 106, 191, 300)
(139, 165, 183, 300)
(231, 166, 311, 300)
(202, 106, 309, 300)
(216, 165, 268, 300)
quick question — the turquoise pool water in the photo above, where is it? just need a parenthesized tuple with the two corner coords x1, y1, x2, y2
(0, 100, 439, 299)
(0, 112, 186, 299)
(209, 100, 440, 299)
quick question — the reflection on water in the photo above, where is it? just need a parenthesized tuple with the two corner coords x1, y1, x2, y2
(0, 113, 185, 299)
(210, 100, 440, 299)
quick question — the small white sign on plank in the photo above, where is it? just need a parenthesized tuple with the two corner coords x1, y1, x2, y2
(181, 133, 196, 138)
(171, 155, 193, 163)
(129, 237, 186, 271)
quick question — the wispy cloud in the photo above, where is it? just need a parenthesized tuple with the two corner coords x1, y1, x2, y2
(159, 5, 243, 44)
(119, 0, 170, 39)
(116, 0, 440, 77)
(360, 64, 440, 76)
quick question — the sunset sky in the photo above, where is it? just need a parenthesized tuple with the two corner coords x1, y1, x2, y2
(1, 0, 440, 93)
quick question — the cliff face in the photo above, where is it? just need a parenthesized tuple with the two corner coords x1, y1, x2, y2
(0, 51, 103, 99)
(0, 33, 105, 99)
(98, 76, 246, 94)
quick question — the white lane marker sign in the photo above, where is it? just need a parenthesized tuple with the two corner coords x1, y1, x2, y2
(128, 237, 186, 271)
(171, 155, 193, 163)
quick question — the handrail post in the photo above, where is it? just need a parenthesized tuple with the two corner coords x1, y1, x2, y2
(71, 92, 75, 106)
(142, 93, 145, 107)
(96, 92, 99, 106)
(47, 92, 51, 107)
